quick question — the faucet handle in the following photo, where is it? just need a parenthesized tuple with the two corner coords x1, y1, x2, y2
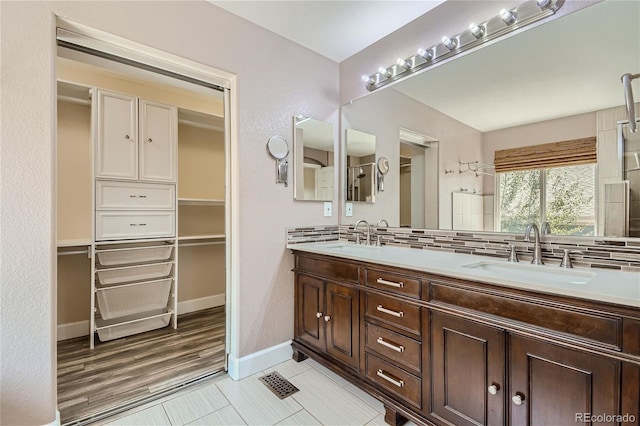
(560, 249, 573, 268)
(508, 245, 519, 262)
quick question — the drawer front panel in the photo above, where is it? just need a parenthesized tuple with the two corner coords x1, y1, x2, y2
(297, 255, 359, 284)
(365, 353, 421, 408)
(96, 180, 175, 210)
(366, 268, 421, 299)
(429, 280, 622, 350)
(96, 211, 175, 240)
(365, 323, 421, 373)
(366, 293, 421, 335)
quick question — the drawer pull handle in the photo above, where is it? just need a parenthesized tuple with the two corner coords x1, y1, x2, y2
(129, 223, 138, 227)
(377, 369, 404, 388)
(376, 337, 404, 353)
(129, 195, 137, 198)
(139, 223, 147, 226)
(377, 305, 404, 318)
(138, 195, 147, 198)
(376, 278, 404, 288)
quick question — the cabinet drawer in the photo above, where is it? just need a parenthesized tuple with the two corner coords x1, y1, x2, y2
(365, 323, 421, 373)
(96, 181, 175, 210)
(96, 211, 175, 240)
(296, 254, 359, 284)
(366, 353, 421, 408)
(366, 268, 420, 298)
(366, 293, 421, 336)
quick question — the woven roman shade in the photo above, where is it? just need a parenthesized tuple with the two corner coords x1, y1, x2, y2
(494, 137, 597, 173)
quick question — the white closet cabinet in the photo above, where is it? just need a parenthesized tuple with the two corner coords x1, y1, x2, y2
(94, 89, 176, 182)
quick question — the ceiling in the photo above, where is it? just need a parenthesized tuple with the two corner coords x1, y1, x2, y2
(209, 1, 445, 62)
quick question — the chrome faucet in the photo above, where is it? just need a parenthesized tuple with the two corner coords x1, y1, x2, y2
(377, 219, 389, 228)
(524, 223, 544, 265)
(540, 221, 551, 235)
(354, 219, 371, 245)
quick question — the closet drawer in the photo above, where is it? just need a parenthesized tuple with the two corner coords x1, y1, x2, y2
(96, 278, 172, 320)
(96, 211, 175, 240)
(96, 180, 175, 210)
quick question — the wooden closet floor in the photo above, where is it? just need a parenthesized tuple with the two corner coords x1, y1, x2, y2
(57, 307, 225, 425)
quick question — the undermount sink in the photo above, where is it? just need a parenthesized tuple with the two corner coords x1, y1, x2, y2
(462, 260, 596, 285)
(327, 243, 381, 252)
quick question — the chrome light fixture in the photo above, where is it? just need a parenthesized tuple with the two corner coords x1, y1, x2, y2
(362, 0, 564, 92)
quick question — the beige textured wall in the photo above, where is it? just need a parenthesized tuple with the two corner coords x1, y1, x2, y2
(178, 244, 226, 302)
(57, 101, 92, 242)
(57, 254, 91, 324)
(178, 124, 224, 200)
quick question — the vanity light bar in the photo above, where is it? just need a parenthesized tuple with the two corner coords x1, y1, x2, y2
(362, 0, 563, 92)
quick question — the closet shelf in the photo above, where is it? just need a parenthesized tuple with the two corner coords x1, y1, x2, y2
(178, 234, 226, 241)
(178, 198, 225, 206)
(58, 239, 92, 248)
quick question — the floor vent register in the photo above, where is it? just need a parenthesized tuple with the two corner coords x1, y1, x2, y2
(259, 372, 299, 399)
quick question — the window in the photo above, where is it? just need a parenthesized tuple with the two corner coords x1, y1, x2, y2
(497, 164, 595, 236)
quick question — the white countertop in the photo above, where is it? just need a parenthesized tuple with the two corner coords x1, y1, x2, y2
(288, 241, 640, 309)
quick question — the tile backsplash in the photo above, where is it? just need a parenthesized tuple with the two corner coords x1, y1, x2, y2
(287, 225, 640, 273)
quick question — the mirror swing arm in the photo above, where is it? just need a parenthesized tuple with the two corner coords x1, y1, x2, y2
(267, 135, 289, 187)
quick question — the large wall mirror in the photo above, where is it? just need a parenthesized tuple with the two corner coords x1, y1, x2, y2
(340, 0, 640, 239)
(294, 116, 335, 201)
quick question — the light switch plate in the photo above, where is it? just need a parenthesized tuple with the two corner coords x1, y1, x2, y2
(324, 202, 332, 217)
(346, 202, 353, 217)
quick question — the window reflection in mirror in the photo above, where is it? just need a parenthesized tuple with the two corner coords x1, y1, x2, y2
(293, 116, 335, 201)
(345, 128, 376, 203)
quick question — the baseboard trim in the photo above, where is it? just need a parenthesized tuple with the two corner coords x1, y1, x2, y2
(227, 340, 292, 381)
(57, 320, 89, 341)
(177, 293, 225, 315)
(57, 294, 225, 341)
(42, 410, 60, 426)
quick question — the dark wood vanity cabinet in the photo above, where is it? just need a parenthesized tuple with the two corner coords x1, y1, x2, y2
(291, 251, 640, 426)
(295, 272, 360, 369)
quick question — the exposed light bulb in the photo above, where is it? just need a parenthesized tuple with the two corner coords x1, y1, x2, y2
(469, 23, 485, 38)
(536, 0, 552, 9)
(396, 58, 411, 70)
(417, 48, 433, 61)
(441, 36, 457, 50)
(378, 66, 392, 77)
(500, 9, 516, 25)
(361, 75, 374, 84)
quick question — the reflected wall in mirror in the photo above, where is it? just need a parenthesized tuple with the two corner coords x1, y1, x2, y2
(345, 128, 376, 203)
(293, 116, 335, 201)
(339, 0, 640, 239)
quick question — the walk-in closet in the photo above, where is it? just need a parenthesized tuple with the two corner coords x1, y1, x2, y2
(55, 48, 227, 424)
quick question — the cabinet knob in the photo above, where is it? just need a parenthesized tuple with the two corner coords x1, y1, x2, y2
(324, 315, 331, 322)
(124, 134, 130, 139)
(316, 312, 322, 318)
(147, 138, 153, 143)
(512, 393, 525, 405)
(488, 384, 500, 395)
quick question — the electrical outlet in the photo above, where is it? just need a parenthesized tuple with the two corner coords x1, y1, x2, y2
(323, 202, 332, 217)
(346, 202, 353, 217)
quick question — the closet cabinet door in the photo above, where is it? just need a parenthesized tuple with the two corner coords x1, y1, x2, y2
(95, 90, 138, 180)
(139, 99, 176, 182)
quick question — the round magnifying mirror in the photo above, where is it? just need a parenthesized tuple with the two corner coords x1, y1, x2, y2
(377, 157, 390, 175)
(267, 136, 289, 159)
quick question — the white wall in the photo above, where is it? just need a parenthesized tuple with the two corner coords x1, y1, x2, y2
(0, 1, 338, 424)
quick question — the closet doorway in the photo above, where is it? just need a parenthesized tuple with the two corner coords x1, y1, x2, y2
(55, 33, 231, 425)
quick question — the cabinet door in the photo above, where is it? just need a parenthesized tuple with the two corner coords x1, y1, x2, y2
(325, 282, 360, 369)
(510, 335, 620, 426)
(430, 311, 506, 426)
(95, 90, 138, 180)
(296, 274, 325, 352)
(139, 99, 176, 182)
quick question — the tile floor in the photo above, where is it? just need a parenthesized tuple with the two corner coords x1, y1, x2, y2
(93, 358, 418, 426)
